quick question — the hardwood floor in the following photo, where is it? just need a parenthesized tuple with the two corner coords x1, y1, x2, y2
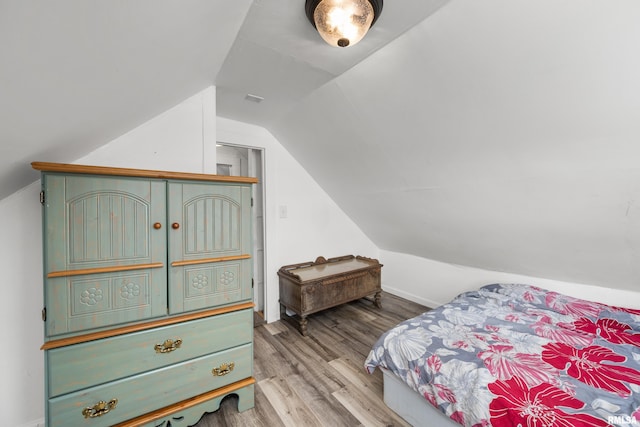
(195, 292, 429, 427)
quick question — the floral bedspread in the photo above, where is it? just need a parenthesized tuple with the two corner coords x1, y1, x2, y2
(364, 284, 640, 427)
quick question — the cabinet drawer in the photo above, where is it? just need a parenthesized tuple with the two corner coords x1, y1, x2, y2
(48, 309, 252, 397)
(48, 343, 253, 427)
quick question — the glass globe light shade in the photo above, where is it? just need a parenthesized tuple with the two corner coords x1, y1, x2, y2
(313, 0, 375, 48)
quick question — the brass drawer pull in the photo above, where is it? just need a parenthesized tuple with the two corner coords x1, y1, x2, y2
(154, 338, 182, 353)
(212, 362, 235, 376)
(82, 398, 118, 418)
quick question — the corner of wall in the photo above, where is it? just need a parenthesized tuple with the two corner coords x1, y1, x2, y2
(380, 249, 640, 309)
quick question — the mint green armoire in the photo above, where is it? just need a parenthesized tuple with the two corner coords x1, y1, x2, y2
(33, 162, 257, 427)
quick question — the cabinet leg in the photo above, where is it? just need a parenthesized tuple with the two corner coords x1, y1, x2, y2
(237, 383, 255, 412)
(374, 291, 382, 308)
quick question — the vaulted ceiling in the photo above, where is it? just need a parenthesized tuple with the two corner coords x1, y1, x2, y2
(2, 1, 640, 294)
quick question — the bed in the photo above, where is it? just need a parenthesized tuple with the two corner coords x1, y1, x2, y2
(365, 284, 640, 427)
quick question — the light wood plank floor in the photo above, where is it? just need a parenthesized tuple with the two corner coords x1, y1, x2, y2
(195, 292, 429, 427)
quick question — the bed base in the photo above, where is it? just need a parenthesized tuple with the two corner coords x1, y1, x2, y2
(382, 369, 460, 427)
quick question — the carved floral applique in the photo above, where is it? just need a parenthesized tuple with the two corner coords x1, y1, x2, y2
(80, 288, 103, 305)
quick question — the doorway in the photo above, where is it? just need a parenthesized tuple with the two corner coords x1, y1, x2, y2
(216, 143, 266, 321)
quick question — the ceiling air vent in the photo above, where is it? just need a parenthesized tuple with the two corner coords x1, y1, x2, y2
(244, 94, 264, 103)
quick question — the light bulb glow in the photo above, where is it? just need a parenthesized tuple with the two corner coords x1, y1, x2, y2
(313, 0, 374, 47)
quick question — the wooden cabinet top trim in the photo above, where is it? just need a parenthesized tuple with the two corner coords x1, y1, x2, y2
(32, 161, 259, 184)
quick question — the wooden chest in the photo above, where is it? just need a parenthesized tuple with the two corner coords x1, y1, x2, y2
(277, 255, 382, 336)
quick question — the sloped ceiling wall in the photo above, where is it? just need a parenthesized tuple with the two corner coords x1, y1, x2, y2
(268, 1, 640, 292)
(2, 1, 639, 295)
(0, 0, 252, 200)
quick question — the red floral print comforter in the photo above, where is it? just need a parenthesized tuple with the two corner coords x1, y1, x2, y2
(364, 284, 640, 427)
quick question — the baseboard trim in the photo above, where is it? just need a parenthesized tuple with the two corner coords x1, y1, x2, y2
(382, 285, 443, 309)
(16, 418, 44, 427)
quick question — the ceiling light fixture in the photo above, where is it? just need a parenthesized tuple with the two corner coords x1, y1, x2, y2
(305, 0, 383, 48)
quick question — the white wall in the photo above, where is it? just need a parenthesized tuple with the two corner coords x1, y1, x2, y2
(2, 87, 379, 427)
(382, 249, 640, 310)
(0, 183, 46, 427)
(77, 87, 218, 174)
(216, 117, 379, 323)
(273, 1, 640, 298)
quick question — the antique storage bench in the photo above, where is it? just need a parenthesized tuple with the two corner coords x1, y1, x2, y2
(277, 255, 382, 336)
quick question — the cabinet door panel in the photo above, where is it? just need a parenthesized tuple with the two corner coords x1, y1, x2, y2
(43, 175, 167, 336)
(167, 182, 252, 313)
(45, 269, 166, 336)
(168, 182, 251, 258)
(170, 259, 252, 313)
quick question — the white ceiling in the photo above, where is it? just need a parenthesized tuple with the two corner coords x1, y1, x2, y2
(2, 0, 640, 294)
(216, 0, 448, 127)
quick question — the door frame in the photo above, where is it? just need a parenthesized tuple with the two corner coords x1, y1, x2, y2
(215, 142, 267, 319)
